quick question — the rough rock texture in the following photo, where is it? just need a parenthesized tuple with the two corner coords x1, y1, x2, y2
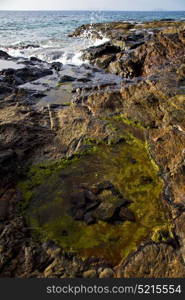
(117, 243, 185, 278)
(77, 20, 185, 78)
(0, 20, 185, 277)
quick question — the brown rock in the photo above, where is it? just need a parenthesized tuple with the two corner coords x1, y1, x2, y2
(117, 244, 185, 278)
(83, 269, 97, 278)
(119, 207, 135, 222)
(99, 268, 114, 278)
(94, 202, 117, 221)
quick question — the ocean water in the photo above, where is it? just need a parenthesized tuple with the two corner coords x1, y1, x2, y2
(0, 10, 184, 65)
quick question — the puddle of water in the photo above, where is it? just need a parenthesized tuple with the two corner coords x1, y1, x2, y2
(35, 84, 73, 107)
(0, 59, 25, 71)
(20, 64, 122, 107)
(19, 128, 169, 265)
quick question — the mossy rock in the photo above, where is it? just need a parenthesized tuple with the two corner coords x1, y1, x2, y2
(17, 121, 170, 265)
(151, 224, 174, 243)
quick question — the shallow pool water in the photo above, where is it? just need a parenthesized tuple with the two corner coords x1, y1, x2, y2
(19, 128, 169, 265)
(0, 59, 25, 71)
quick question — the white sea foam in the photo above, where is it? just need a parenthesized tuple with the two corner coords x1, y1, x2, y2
(59, 51, 84, 66)
(57, 34, 109, 66)
(93, 37, 110, 46)
(0, 26, 110, 67)
(2, 47, 26, 58)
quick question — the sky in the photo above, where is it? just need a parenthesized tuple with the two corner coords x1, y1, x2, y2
(0, 0, 185, 11)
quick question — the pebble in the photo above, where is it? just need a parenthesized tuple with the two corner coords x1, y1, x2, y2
(99, 268, 114, 278)
(83, 269, 97, 278)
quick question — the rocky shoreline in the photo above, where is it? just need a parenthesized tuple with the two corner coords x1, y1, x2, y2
(0, 19, 185, 278)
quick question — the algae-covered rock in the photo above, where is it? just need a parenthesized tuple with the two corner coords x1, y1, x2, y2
(18, 120, 169, 266)
(94, 202, 117, 221)
(119, 207, 135, 222)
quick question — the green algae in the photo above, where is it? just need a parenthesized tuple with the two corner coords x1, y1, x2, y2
(112, 113, 145, 130)
(18, 146, 98, 212)
(18, 156, 79, 211)
(151, 224, 174, 243)
(18, 122, 170, 265)
(41, 217, 149, 263)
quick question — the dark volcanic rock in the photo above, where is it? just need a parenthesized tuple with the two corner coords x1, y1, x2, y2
(15, 67, 53, 82)
(119, 207, 136, 222)
(59, 75, 77, 83)
(70, 182, 132, 225)
(94, 202, 117, 221)
(0, 83, 13, 99)
(0, 50, 11, 59)
(84, 212, 96, 225)
(69, 22, 135, 38)
(74, 21, 185, 78)
(0, 66, 53, 87)
(51, 61, 63, 71)
(20, 44, 40, 49)
(70, 190, 86, 208)
(30, 56, 44, 63)
(82, 42, 120, 61)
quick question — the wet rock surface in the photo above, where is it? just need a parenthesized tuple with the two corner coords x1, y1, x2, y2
(0, 20, 185, 277)
(70, 182, 133, 225)
(0, 50, 11, 59)
(76, 20, 185, 78)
